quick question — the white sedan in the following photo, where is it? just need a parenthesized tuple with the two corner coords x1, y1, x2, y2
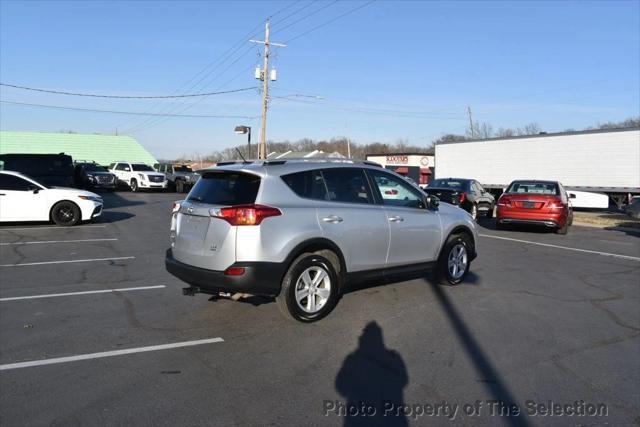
(0, 170, 103, 226)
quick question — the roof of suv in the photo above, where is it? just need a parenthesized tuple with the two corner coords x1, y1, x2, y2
(197, 158, 383, 177)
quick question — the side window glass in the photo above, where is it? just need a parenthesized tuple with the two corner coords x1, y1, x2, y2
(0, 174, 32, 191)
(321, 168, 372, 204)
(281, 170, 327, 200)
(370, 170, 425, 209)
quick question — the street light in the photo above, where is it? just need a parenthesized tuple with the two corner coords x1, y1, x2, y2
(234, 125, 251, 159)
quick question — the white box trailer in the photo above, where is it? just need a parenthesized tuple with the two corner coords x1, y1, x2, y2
(434, 127, 640, 207)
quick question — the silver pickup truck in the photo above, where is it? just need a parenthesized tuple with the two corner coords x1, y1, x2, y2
(154, 163, 199, 193)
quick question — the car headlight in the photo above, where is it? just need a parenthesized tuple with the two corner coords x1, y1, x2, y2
(138, 173, 146, 180)
(78, 195, 103, 203)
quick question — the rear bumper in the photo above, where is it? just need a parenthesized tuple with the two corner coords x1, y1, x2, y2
(497, 208, 566, 228)
(165, 249, 285, 297)
(498, 218, 559, 228)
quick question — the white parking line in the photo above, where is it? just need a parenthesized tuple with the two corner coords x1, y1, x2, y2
(0, 238, 118, 246)
(0, 225, 107, 231)
(479, 234, 640, 262)
(0, 285, 165, 302)
(0, 338, 225, 371)
(0, 256, 135, 267)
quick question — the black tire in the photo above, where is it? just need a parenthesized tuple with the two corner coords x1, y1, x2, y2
(276, 252, 341, 322)
(130, 179, 139, 192)
(486, 203, 494, 218)
(556, 222, 568, 235)
(436, 233, 472, 285)
(51, 201, 81, 226)
(176, 180, 184, 193)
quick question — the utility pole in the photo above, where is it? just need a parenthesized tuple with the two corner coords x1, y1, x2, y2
(467, 106, 475, 139)
(251, 20, 286, 159)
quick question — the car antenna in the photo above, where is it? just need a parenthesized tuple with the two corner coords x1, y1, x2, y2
(235, 148, 249, 163)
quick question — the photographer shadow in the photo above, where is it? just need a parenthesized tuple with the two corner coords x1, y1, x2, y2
(335, 322, 409, 426)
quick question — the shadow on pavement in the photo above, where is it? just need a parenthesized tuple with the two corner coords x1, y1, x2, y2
(95, 211, 135, 224)
(422, 275, 530, 427)
(101, 192, 146, 209)
(334, 322, 409, 426)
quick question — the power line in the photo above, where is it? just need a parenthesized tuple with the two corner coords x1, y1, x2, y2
(0, 100, 258, 119)
(0, 83, 257, 99)
(271, 0, 340, 36)
(285, 0, 376, 43)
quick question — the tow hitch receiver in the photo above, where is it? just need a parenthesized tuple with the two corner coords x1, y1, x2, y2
(183, 286, 200, 296)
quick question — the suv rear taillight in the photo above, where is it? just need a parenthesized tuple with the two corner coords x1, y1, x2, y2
(210, 204, 281, 226)
(171, 201, 181, 214)
(458, 192, 467, 203)
(497, 197, 512, 207)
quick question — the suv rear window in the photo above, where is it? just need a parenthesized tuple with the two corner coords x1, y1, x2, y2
(187, 172, 260, 205)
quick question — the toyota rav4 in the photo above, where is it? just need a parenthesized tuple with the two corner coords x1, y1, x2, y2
(165, 159, 478, 322)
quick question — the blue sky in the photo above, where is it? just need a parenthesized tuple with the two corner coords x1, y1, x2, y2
(1, 0, 638, 159)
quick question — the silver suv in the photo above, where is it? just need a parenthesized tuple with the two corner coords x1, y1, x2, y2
(165, 159, 478, 322)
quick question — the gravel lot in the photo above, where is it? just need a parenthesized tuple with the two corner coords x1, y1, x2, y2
(1, 191, 639, 426)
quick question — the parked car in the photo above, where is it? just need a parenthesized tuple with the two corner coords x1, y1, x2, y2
(108, 162, 167, 192)
(74, 161, 117, 191)
(154, 163, 199, 193)
(424, 178, 495, 220)
(0, 153, 74, 187)
(165, 160, 478, 322)
(0, 170, 103, 226)
(496, 180, 574, 234)
(625, 196, 640, 219)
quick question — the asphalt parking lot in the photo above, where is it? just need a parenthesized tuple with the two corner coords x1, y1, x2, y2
(1, 191, 638, 426)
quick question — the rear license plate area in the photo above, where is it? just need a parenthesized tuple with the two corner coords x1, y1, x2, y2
(522, 201, 536, 209)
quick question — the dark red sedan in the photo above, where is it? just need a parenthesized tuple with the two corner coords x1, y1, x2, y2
(496, 180, 574, 234)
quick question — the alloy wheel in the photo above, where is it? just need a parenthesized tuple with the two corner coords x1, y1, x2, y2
(294, 266, 332, 314)
(447, 243, 468, 280)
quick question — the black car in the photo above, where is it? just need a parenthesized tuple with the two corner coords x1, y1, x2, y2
(74, 162, 117, 191)
(0, 153, 74, 187)
(424, 178, 495, 220)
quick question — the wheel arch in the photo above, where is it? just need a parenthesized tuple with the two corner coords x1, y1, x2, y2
(283, 238, 347, 280)
(439, 225, 476, 260)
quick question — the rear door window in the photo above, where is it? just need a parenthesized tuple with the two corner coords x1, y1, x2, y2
(188, 172, 260, 205)
(320, 168, 372, 204)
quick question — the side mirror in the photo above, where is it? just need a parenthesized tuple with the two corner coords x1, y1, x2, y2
(28, 185, 40, 194)
(124, 167, 131, 172)
(426, 195, 440, 210)
(569, 193, 576, 199)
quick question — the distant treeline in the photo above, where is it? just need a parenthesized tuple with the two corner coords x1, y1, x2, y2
(169, 117, 639, 163)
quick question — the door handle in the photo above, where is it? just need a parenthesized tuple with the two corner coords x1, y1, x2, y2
(388, 215, 404, 222)
(322, 215, 343, 223)
(0, 193, 5, 196)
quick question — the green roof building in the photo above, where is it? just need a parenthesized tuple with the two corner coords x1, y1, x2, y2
(0, 131, 158, 166)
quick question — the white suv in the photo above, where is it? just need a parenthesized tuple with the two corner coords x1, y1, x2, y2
(165, 159, 478, 322)
(109, 162, 167, 192)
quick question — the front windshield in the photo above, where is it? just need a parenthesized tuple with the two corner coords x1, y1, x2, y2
(81, 163, 108, 172)
(132, 164, 154, 172)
